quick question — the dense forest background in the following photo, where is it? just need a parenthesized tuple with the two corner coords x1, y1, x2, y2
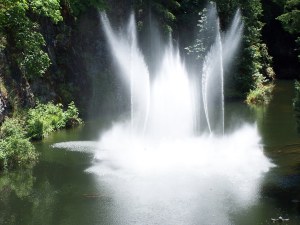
(0, 0, 299, 119)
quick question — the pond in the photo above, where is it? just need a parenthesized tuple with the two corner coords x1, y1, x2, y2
(1, 81, 300, 225)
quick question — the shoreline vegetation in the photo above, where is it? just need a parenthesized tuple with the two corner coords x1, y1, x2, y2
(0, 102, 82, 171)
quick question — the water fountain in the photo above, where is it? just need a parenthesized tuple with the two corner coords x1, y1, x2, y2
(94, 4, 252, 163)
(53, 4, 273, 224)
(100, 4, 244, 138)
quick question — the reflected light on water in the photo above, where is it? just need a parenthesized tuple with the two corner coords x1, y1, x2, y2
(54, 124, 273, 225)
(52, 125, 273, 225)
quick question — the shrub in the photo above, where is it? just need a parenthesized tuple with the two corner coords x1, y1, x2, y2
(26, 101, 82, 140)
(0, 117, 25, 138)
(0, 117, 38, 170)
(27, 102, 65, 140)
(246, 82, 274, 105)
(0, 101, 82, 170)
(65, 101, 83, 128)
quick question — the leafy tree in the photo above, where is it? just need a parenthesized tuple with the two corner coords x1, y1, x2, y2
(30, 0, 63, 23)
(185, 2, 227, 61)
(135, 0, 180, 33)
(61, 0, 107, 17)
(0, 0, 62, 79)
(175, 0, 207, 47)
(239, 0, 275, 104)
(275, 0, 300, 60)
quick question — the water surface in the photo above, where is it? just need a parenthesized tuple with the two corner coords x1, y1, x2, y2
(1, 81, 300, 225)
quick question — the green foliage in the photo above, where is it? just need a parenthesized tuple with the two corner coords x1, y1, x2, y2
(0, 0, 62, 26)
(63, 0, 107, 16)
(276, 0, 300, 33)
(294, 80, 300, 92)
(0, 136, 37, 167)
(246, 82, 274, 105)
(30, 0, 63, 23)
(240, 0, 268, 90)
(26, 101, 82, 140)
(245, 43, 275, 104)
(65, 101, 83, 126)
(0, 117, 25, 138)
(185, 8, 209, 60)
(275, 0, 300, 60)
(0, 101, 82, 170)
(135, 0, 180, 34)
(293, 80, 300, 132)
(260, 43, 276, 79)
(15, 24, 51, 78)
(27, 102, 65, 139)
(215, 0, 239, 24)
(219, 0, 274, 102)
(185, 3, 225, 60)
(278, 9, 300, 34)
(0, 117, 38, 170)
(0, 0, 63, 79)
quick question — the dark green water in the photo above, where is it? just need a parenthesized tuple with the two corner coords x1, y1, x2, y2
(1, 81, 300, 225)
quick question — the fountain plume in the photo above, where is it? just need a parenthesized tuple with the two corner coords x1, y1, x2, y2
(54, 6, 273, 225)
(96, 1, 273, 189)
(100, 13, 151, 134)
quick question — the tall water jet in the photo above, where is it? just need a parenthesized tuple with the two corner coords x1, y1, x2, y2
(100, 13, 150, 134)
(222, 9, 244, 68)
(201, 11, 224, 134)
(202, 20, 224, 135)
(102, 5, 241, 136)
(147, 43, 195, 138)
(101, 13, 195, 138)
(200, 4, 243, 135)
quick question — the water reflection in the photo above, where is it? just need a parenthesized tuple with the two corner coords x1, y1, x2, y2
(92, 169, 264, 225)
(0, 168, 61, 225)
(0, 169, 35, 224)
